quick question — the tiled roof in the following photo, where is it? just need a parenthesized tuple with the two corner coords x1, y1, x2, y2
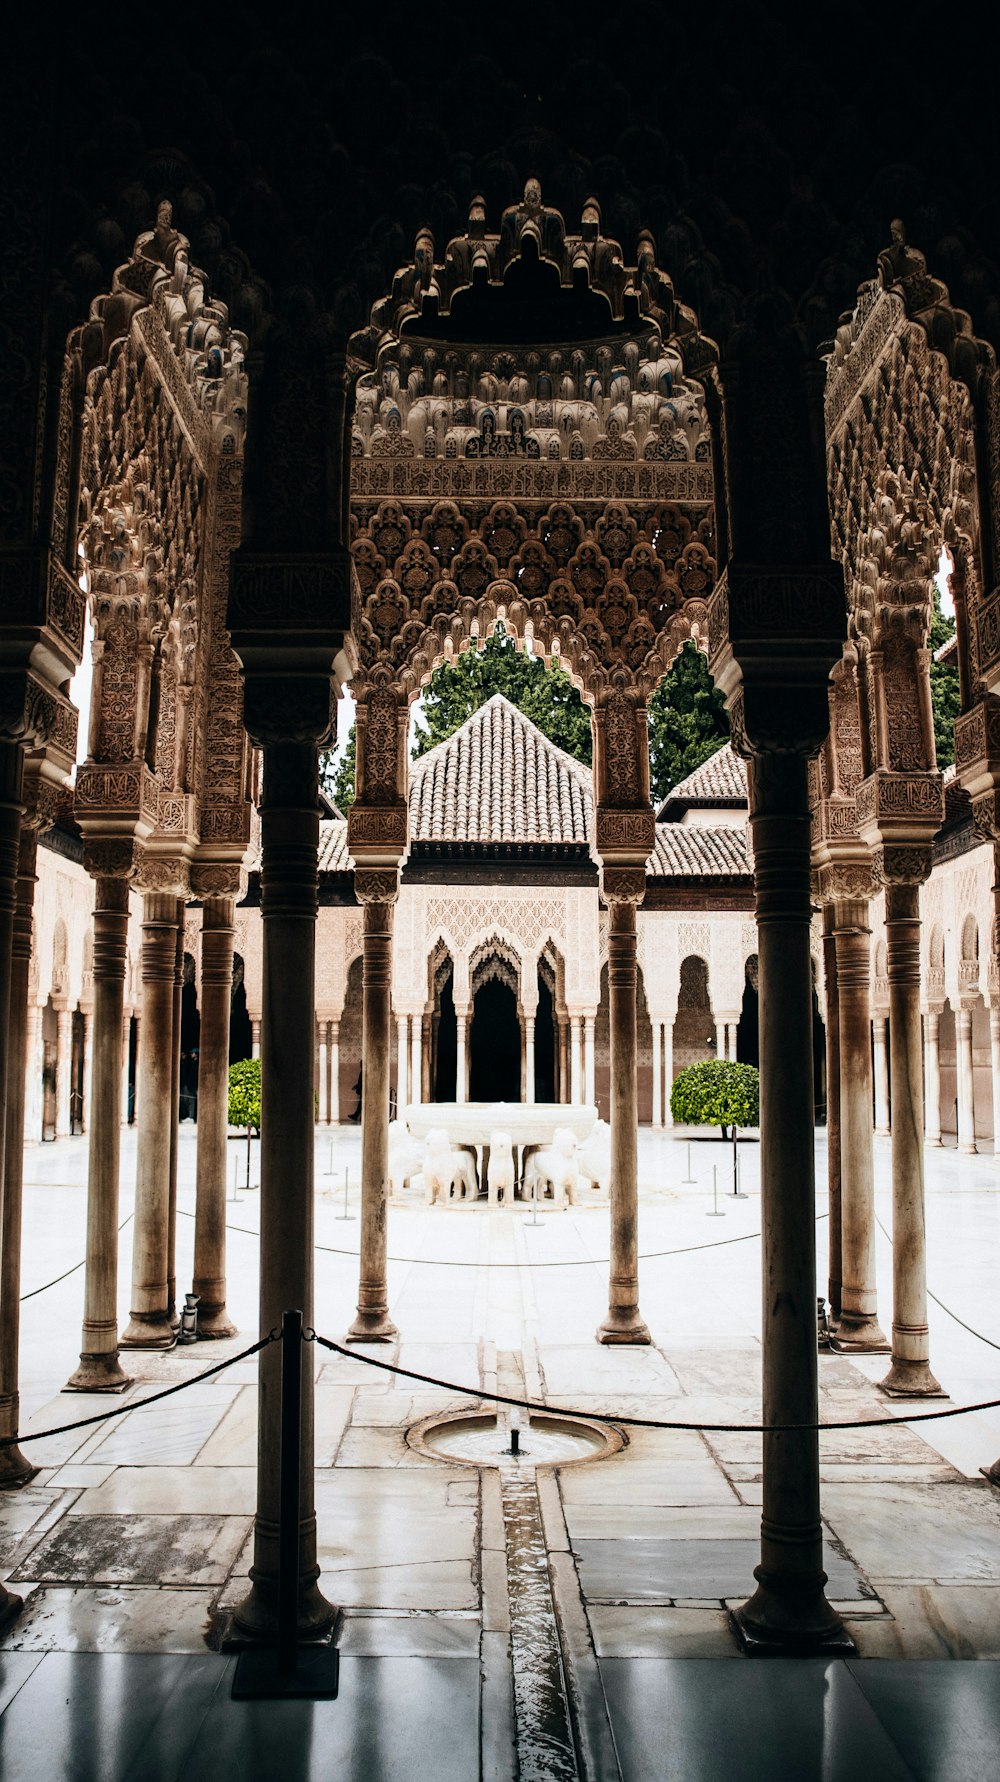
(648, 824, 750, 877)
(318, 821, 351, 871)
(657, 742, 746, 816)
(408, 694, 592, 845)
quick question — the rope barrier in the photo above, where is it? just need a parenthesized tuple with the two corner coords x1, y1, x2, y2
(1, 1333, 277, 1450)
(20, 1213, 134, 1303)
(312, 1333, 1000, 1435)
(874, 1212, 1000, 1354)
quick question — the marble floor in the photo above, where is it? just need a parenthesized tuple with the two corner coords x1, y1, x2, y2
(1, 1124, 998, 1779)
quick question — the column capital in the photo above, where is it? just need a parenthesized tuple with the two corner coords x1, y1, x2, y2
(134, 856, 190, 897)
(871, 843, 934, 888)
(347, 802, 408, 869)
(243, 677, 335, 749)
(190, 861, 246, 901)
(599, 865, 646, 908)
(815, 859, 878, 905)
(855, 770, 943, 871)
(82, 837, 142, 883)
(354, 866, 400, 906)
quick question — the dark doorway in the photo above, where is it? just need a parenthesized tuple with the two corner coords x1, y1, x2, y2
(434, 970, 458, 1101)
(535, 974, 556, 1102)
(470, 979, 520, 1101)
(737, 958, 759, 1067)
(180, 954, 200, 1122)
(230, 952, 252, 1064)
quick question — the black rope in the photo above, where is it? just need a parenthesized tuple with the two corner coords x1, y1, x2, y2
(20, 1213, 134, 1303)
(313, 1333, 1000, 1435)
(1, 1333, 278, 1450)
(874, 1212, 1000, 1354)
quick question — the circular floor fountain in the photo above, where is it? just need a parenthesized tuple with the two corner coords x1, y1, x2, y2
(407, 1408, 623, 1468)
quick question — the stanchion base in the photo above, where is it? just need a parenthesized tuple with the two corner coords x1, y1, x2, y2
(232, 1643, 340, 1701)
(730, 1603, 857, 1657)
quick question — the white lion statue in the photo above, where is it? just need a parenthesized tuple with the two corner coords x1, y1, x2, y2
(423, 1128, 477, 1207)
(486, 1131, 514, 1206)
(576, 1119, 612, 1198)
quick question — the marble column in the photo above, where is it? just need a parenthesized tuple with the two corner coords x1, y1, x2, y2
(410, 1014, 421, 1107)
(421, 1014, 432, 1102)
(569, 1015, 582, 1103)
(319, 1021, 329, 1124)
(192, 896, 236, 1339)
(122, 891, 179, 1348)
(525, 1015, 536, 1104)
(120, 1013, 132, 1125)
(584, 1014, 596, 1106)
(728, 1022, 739, 1061)
(822, 907, 842, 1320)
(234, 741, 333, 1638)
(0, 744, 25, 1626)
(55, 1006, 72, 1138)
(24, 1005, 41, 1144)
(348, 871, 399, 1343)
(395, 1015, 407, 1114)
(597, 893, 650, 1345)
(991, 1008, 1000, 1159)
(166, 910, 184, 1324)
(879, 881, 941, 1396)
(558, 1018, 569, 1103)
(80, 1011, 92, 1136)
(832, 899, 887, 1349)
(956, 1006, 977, 1153)
(329, 1019, 340, 1122)
(872, 1014, 890, 1135)
(733, 753, 847, 1654)
(715, 1017, 727, 1059)
(651, 1021, 662, 1128)
(924, 1010, 942, 1147)
(663, 1020, 674, 1127)
(67, 868, 132, 1391)
(251, 1017, 261, 1059)
(455, 1008, 469, 1106)
(0, 825, 41, 1484)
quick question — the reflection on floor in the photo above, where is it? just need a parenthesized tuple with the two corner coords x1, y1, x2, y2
(0, 1126, 998, 1778)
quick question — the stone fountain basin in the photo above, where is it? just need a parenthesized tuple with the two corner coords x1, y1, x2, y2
(407, 1407, 624, 1469)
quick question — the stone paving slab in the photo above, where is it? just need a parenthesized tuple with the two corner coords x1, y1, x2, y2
(9, 1514, 250, 1587)
(573, 1536, 868, 1604)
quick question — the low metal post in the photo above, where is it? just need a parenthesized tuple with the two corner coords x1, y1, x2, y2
(682, 1141, 695, 1184)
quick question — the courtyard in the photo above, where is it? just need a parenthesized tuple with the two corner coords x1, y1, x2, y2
(0, 1125, 997, 1778)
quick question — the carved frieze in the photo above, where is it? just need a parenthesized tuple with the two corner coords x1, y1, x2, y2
(594, 805, 656, 859)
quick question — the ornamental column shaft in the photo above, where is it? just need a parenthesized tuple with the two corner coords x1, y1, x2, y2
(821, 907, 842, 1320)
(651, 1022, 662, 1128)
(924, 1011, 942, 1146)
(192, 896, 236, 1339)
(120, 1014, 132, 1125)
(234, 740, 333, 1638)
(330, 1019, 340, 1121)
(597, 893, 650, 1345)
(0, 824, 41, 1484)
(990, 1010, 1000, 1160)
(569, 1019, 582, 1103)
(166, 914, 184, 1324)
(318, 1023, 329, 1124)
(872, 1014, 890, 1135)
(525, 1016, 536, 1105)
(733, 752, 846, 1653)
(957, 1008, 976, 1152)
(410, 1016, 421, 1108)
(396, 1015, 408, 1113)
(24, 1005, 41, 1144)
(348, 872, 399, 1343)
(879, 882, 941, 1396)
(55, 1007, 72, 1138)
(662, 1020, 674, 1127)
(122, 891, 181, 1348)
(832, 900, 886, 1349)
(584, 1014, 596, 1106)
(67, 869, 132, 1391)
(455, 1009, 469, 1106)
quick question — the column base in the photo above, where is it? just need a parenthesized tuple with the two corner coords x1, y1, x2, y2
(731, 1579, 856, 1657)
(829, 1314, 889, 1353)
(0, 1586, 23, 1634)
(65, 1351, 131, 1393)
(877, 1359, 947, 1398)
(596, 1308, 651, 1345)
(959, 1143, 978, 1156)
(121, 1314, 176, 1350)
(926, 1138, 943, 1149)
(195, 1305, 237, 1341)
(346, 1309, 399, 1344)
(232, 1571, 341, 1643)
(0, 1447, 39, 1489)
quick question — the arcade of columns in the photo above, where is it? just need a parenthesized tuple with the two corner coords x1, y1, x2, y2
(2, 186, 999, 1653)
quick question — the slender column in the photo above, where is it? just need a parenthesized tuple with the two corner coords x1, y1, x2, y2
(733, 752, 846, 1653)
(67, 870, 132, 1391)
(519, 1012, 527, 1100)
(455, 1008, 469, 1106)
(191, 896, 236, 1339)
(983, 1012, 991, 1161)
(728, 1022, 739, 1061)
(715, 1018, 727, 1059)
(558, 1019, 569, 1103)
(597, 893, 650, 1344)
(663, 1020, 674, 1127)
(584, 1013, 596, 1106)
(251, 1017, 261, 1059)
(651, 1021, 662, 1128)
(956, 1007, 976, 1153)
(348, 871, 399, 1343)
(120, 1013, 132, 1125)
(872, 1014, 890, 1135)
(879, 882, 941, 1396)
(396, 1015, 408, 1113)
(329, 1019, 340, 1121)
(0, 745, 25, 1627)
(410, 1013, 421, 1107)
(832, 900, 887, 1349)
(121, 892, 179, 1348)
(924, 1010, 942, 1146)
(421, 1014, 432, 1101)
(822, 907, 842, 1320)
(80, 1011, 92, 1135)
(0, 826, 41, 1483)
(524, 1015, 536, 1104)
(166, 909, 184, 1323)
(55, 1007, 72, 1138)
(569, 1016, 581, 1102)
(318, 1021, 329, 1123)
(24, 1005, 42, 1144)
(234, 741, 333, 1638)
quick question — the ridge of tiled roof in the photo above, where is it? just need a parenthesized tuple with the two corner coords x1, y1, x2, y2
(408, 694, 592, 845)
(648, 823, 751, 878)
(657, 741, 746, 817)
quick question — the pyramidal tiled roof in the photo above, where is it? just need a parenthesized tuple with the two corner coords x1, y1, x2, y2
(658, 741, 747, 815)
(648, 824, 750, 877)
(408, 694, 592, 845)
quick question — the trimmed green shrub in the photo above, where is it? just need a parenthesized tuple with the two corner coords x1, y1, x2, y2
(228, 1058, 261, 1133)
(670, 1060, 759, 1134)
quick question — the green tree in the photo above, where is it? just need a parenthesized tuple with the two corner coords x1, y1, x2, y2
(228, 1058, 261, 1134)
(648, 642, 730, 804)
(670, 1059, 760, 1136)
(412, 632, 592, 764)
(320, 728, 357, 811)
(929, 591, 959, 770)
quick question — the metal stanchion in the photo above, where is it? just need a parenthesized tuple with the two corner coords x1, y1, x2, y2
(336, 1166, 354, 1221)
(325, 1139, 334, 1177)
(707, 1163, 725, 1217)
(682, 1141, 695, 1184)
(731, 1129, 747, 1199)
(232, 1309, 340, 1700)
(527, 1164, 542, 1226)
